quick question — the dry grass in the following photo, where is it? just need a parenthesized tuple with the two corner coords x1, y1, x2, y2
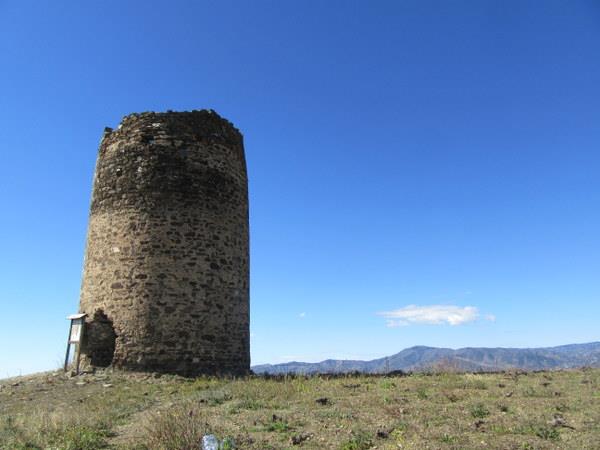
(1, 368, 598, 449)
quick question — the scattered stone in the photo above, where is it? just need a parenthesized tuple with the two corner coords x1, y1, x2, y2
(315, 397, 329, 405)
(445, 392, 459, 403)
(505, 391, 514, 397)
(291, 433, 312, 445)
(549, 415, 566, 427)
(549, 414, 575, 430)
(376, 430, 390, 439)
(102, 383, 113, 388)
(474, 420, 485, 430)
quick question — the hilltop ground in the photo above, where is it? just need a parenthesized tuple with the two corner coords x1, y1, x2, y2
(1, 368, 598, 449)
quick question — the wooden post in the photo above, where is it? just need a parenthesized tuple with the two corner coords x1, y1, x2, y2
(63, 325, 72, 371)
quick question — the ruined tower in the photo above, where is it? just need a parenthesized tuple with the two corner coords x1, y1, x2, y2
(78, 110, 249, 376)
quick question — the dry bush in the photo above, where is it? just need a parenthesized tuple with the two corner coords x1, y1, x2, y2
(0, 409, 112, 450)
(142, 404, 209, 450)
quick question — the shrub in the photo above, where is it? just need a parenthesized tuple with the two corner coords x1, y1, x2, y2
(416, 388, 428, 399)
(440, 433, 458, 443)
(143, 407, 206, 450)
(471, 404, 490, 419)
(535, 426, 560, 441)
(340, 430, 373, 450)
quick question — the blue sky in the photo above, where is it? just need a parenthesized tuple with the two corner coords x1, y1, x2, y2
(1, 1, 599, 377)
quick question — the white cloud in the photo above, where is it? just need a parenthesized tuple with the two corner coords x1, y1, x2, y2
(299, 312, 306, 319)
(378, 304, 481, 327)
(484, 314, 496, 322)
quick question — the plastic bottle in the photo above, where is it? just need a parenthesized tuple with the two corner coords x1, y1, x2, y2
(201, 434, 219, 450)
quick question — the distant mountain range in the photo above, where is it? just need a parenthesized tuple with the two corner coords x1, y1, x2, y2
(252, 342, 600, 374)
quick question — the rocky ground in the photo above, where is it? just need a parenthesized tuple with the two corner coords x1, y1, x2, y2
(1, 368, 598, 449)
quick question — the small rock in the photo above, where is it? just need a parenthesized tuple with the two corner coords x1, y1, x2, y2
(549, 414, 575, 430)
(504, 391, 513, 397)
(102, 383, 113, 388)
(291, 433, 311, 445)
(550, 415, 566, 427)
(315, 397, 329, 405)
(376, 430, 389, 439)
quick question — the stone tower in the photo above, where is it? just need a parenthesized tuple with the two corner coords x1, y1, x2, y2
(78, 110, 249, 376)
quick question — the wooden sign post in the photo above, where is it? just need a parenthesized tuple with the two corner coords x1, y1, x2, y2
(64, 313, 86, 374)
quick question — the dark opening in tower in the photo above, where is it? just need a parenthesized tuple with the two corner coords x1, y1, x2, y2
(84, 310, 116, 367)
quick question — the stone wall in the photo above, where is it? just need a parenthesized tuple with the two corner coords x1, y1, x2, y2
(78, 110, 249, 376)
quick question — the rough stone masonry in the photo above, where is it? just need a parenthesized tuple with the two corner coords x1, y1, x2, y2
(78, 110, 250, 376)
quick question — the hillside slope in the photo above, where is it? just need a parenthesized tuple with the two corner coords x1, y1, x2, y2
(1, 368, 599, 449)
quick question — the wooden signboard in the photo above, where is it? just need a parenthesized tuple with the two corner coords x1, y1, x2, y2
(64, 313, 86, 374)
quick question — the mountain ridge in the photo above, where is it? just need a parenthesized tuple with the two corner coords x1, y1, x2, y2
(252, 341, 600, 374)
